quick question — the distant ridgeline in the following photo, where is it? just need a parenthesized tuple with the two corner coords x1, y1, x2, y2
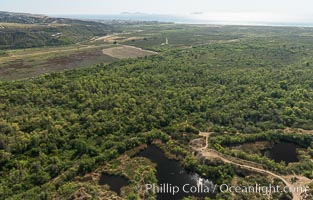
(0, 11, 116, 49)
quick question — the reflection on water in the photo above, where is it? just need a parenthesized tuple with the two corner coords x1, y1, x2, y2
(137, 145, 215, 200)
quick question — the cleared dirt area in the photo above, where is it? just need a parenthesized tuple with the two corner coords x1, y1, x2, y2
(284, 128, 313, 135)
(95, 35, 145, 43)
(102, 45, 158, 59)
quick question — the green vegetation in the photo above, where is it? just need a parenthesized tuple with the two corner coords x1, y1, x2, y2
(0, 23, 113, 49)
(209, 124, 313, 178)
(0, 12, 116, 49)
(210, 132, 312, 148)
(0, 50, 7, 56)
(0, 13, 313, 199)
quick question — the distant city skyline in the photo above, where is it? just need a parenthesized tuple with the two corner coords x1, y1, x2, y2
(1, 0, 313, 24)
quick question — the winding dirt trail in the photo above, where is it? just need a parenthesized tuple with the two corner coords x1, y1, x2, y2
(193, 132, 311, 200)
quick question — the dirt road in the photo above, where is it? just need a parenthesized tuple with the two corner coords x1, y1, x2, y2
(193, 132, 311, 200)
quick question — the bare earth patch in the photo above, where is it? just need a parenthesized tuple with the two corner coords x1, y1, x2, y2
(102, 45, 158, 59)
(95, 35, 145, 43)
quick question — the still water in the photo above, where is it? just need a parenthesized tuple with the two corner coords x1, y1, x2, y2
(264, 142, 299, 164)
(137, 145, 215, 200)
(98, 173, 128, 195)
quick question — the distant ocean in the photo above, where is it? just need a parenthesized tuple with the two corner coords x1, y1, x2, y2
(51, 14, 313, 27)
(52, 14, 198, 24)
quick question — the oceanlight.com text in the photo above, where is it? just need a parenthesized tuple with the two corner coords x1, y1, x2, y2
(135, 183, 309, 196)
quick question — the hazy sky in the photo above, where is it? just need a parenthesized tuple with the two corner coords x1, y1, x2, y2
(1, 0, 313, 23)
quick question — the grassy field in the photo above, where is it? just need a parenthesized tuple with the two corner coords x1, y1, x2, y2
(2, 23, 313, 81)
(0, 34, 160, 80)
(0, 44, 118, 80)
(0, 26, 166, 80)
